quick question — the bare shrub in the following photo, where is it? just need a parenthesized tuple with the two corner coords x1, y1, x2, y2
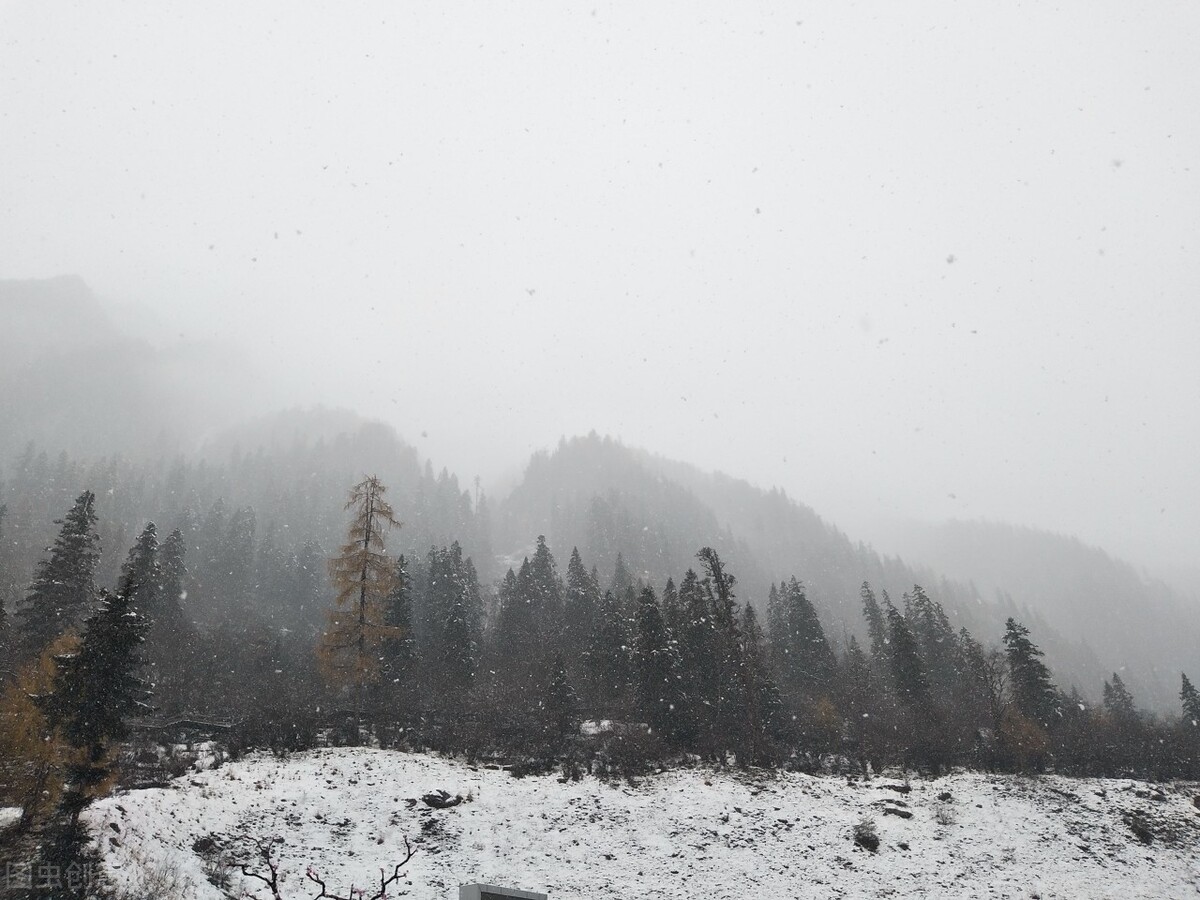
(853, 818, 880, 852)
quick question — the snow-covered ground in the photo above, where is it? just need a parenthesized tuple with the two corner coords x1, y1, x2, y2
(88, 749, 1200, 899)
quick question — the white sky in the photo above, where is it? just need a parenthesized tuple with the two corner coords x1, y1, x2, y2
(2, 1, 1199, 572)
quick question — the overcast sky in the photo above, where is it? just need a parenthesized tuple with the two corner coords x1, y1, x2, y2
(2, 2, 1199, 573)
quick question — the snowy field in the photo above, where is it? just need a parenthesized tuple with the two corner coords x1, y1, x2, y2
(88, 748, 1200, 899)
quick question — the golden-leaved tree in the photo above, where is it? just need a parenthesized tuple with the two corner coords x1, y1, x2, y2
(318, 476, 400, 740)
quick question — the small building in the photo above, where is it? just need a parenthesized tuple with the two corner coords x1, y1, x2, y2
(459, 884, 547, 900)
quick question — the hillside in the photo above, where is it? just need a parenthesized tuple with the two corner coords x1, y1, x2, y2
(880, 519, 1200, 714)
(0, 276, 270, 460)
(494, 435, 1109, 705)
(89, 748, 1200, 900)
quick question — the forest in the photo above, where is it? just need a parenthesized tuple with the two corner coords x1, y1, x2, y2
(3, 443, 1200, 865)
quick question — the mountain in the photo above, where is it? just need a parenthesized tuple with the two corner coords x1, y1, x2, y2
(877, 519, 1200, 713)
(495, 433, 1192, 710)
(0, 276, 271, 460)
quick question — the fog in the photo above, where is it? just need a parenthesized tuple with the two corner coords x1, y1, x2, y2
(3, 2, 1199, 576)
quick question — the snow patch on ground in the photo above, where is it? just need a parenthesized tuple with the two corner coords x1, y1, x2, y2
(88, 749, 1200, 899)
(0, 807, 20, 831)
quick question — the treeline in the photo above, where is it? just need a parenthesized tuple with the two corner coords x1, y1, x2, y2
(4, 478, 1200, 853)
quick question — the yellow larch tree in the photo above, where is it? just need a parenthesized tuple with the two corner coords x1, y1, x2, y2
(318, 475, 401, 741)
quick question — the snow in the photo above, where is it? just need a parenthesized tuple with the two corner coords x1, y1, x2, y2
(0, 807, 20, 831)
(87, 749, 1200, 899)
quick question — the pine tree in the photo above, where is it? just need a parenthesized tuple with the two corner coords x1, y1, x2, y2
(120, 523, 160, 614)
(905, 585, 960, 701)
(885, 598, 929, 707)
(542, 650, 580, 741)
(740, 602, 784, 763)
(1103, 672, 1136, 722)
(585, 590, 632, 719)
(1003, 618, 1058, 728)
(696, 548, 752, 762)
(676, 567, 718, 745)
(318, 476, 401, 740)
(839, 635, 881, 774)
(379, 556, 416, 714)
(563, 546, 598, 655)
(633, 586, 684, 742)
(529, 534, 564, 636)
(438, 551, 477, 706)
(37, 574, 149, 877)
(1180, 673, 1200, 726)
(17, 491, 101, 658)
(776, 577, 836, 699)
(860, 582, 888, 658)
(661, 576, 681, 635)
(149, 527, 194, 713)
(766, 582, 783, 647)
(609, 551, 636, 600)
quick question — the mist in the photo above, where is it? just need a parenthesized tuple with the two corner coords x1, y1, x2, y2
(3, 2, 1199, 576)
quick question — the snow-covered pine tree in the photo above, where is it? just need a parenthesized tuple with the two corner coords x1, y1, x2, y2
(37, 571, 150, 880)
(584, 589, 632, 719)
(1103, 672, 1136, 721)
(1181, 673, 1200, 726)
(1003, 617, 1059, 728)
(16, 490, 101, 659)
(543, 650, 580, 740)
(564, 546, 598, 657)
(633, 586, 684, 742)
(860, 581, 888, 659)
(779, 576, 836, 699)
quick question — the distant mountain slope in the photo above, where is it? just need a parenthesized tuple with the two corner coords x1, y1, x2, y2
(880, 519, 1200, 712)
(90, 748, 1200, 900)
(496, 433, 1190, 710)
(0, 275, 269, 460)
(0, 275, 119, 370)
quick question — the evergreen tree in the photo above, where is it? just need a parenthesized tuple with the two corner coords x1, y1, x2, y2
(563, 546, 598, 655)
(609, 551, 636, 600)
(542, 650, 580, 740)
(839, 635, 882, 773)
(149, 527, 194, 713)
(584, 590, 632, 718)
(379, 556, 416, 705)
(885, 598, 929, 707)
(16, 491, 101, 658)
(120, 523, 160, 613)
(675, 568, 718, 743)
(1003, 618, 1059, 728)
(661, 576, 681, 636)
(1181, 673, 1200, 726)
(633, 586, 684, 742)
(529, 534, 564, 635)
(37, 575, 149, 880)
(696, 548, 752, 762)
(317, 476, 401, 739)
(740, 602, 784, 763)
(860, 581, 888, 658)
(776, 577, 837, 698)
(1103, 672, 1136, 722)
(438, 551, 477, 705)
(766, 582, 783, 646)
(905, 585, 960, 701)
(885, 598, 946, 769)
